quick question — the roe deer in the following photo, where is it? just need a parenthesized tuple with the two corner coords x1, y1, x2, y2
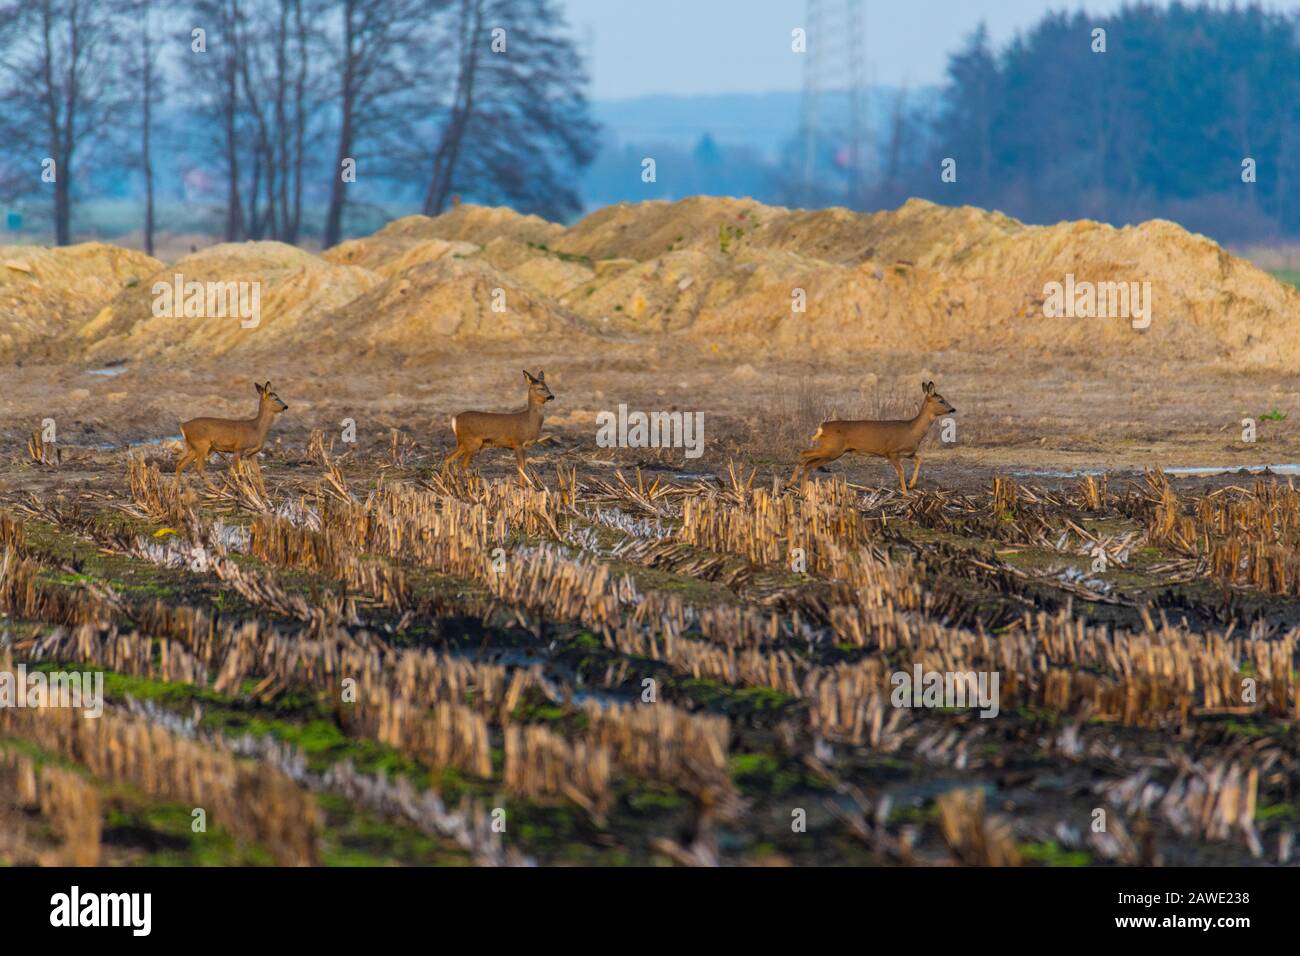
(790, 381, 956, 494)
(175, 381, 289, 484)
(445, 369, 555, 484)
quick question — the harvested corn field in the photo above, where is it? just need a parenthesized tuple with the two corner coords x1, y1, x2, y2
(2, 424, 1297, 868)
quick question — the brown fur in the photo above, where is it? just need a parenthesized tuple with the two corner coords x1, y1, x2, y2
(790, 381, 956, 494)
(444, 370, 555, 484)
(175, 381, 288, 484)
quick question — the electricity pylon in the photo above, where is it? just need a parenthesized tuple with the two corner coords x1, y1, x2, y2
(798, 0, 868, 206)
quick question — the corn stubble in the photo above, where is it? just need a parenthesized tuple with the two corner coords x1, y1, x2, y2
(0, 456, 1296, 866)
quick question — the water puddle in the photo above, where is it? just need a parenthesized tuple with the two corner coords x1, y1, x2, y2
(1164, 464, 1300, 477)
(1012, 464, 1300, 479)
(1009, 468, 1105, 478)
(90, 433, 184, 452)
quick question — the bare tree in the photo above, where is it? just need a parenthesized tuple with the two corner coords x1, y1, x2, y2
(863, 85, 932, 209)
(125, 0, 163, 255)
(322, 0, 434, 248)
(420, 0, 596, 220)
(189, 0, 317, 243)
(189, 0, 244, 239)
(233, 0, 314, 241)
(0, 0, 127, 244)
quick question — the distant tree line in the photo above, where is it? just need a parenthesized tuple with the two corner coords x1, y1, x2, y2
(830, 2, 1300, 242)
(4, 1, 1298, 247)
(0, 0, 595, 248)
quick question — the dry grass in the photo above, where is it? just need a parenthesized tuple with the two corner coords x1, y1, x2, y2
(2, 443, 1299, 865)
(0, 660, 319, 866)
(0, 753, 101, 866)
(937, 788, 1022, 867)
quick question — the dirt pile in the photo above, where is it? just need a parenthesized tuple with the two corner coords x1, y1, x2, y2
(21, 196, 1296, 368)
(74, 220, 588, 361)
(381, 206, 564, 247)
(552, 196, 781, 262)
(323, 235, 481, 278)
(544, 196, 1300, 364)
(78, 241, 379, 360)
(323, 206, 563, 277)
(0, 243, 161, 352)
(325, 257, 585, 351)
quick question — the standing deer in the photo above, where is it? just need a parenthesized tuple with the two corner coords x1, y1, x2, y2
(175, 381, 289, 485)
(445, 369, 555, 484)
(790, 381, 956, 494)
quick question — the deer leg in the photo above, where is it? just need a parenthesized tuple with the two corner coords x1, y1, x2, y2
(792, 453, 835, 487)
(443, 446, 463, 470)
(810, 449, 844, 474)
(908, 455, 923, 489)
(789, 454, 815, 487)
(459, 442, 481, 473)
(175, 448, 194, 483)
(888, 456, 908, 496)
(790, 448, 816, 485)
(244, 451, 266, 487)
(817, 452, 844, 474)
(514, 447, 531, 487)
(193, 447, 217, 490)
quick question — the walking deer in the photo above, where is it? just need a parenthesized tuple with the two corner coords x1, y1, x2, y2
(790, 381, 956, 494)
(175, 381, 289, 484)
(445, 369, 555, 484)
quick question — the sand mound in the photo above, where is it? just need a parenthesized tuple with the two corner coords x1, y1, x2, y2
(375, 206, 563, 248)
(323, 205, 563, 278)
(77, 241, 379, 359)
(0, 243, 161, 352)
(27, 196, 1297, 368)
(552, 250, 715, 336)
(323, 236, 481, 277)
(323, 257, 583, 351)
(550, 196, 1300, 365)
(554, 196, 781, 262)
(753, 199, 1023, 265)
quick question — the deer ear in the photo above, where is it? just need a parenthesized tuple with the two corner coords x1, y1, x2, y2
(523, 369, 532, 381)
(923, 381, 934, 394)
(255, 382, 264, 394)
(536, 369, 545, 381)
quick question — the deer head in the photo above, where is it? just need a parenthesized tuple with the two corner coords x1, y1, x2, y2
(524, 369, 555, 404)
(256, 381, 289, 413)
(921, 380, 955, 416)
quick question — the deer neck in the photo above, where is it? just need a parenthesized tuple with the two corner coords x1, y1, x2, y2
(528, 394, 547, 418)
(253, 401, 276, 439)
(909, 406, 939, 441)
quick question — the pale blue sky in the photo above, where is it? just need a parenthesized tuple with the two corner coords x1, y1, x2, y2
(560, 0, 1300, 98)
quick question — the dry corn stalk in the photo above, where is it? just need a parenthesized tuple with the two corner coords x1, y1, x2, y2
(937, 787, 1021, 866)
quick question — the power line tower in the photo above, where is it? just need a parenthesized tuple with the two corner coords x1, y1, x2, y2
(798, 0, 868, 206)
